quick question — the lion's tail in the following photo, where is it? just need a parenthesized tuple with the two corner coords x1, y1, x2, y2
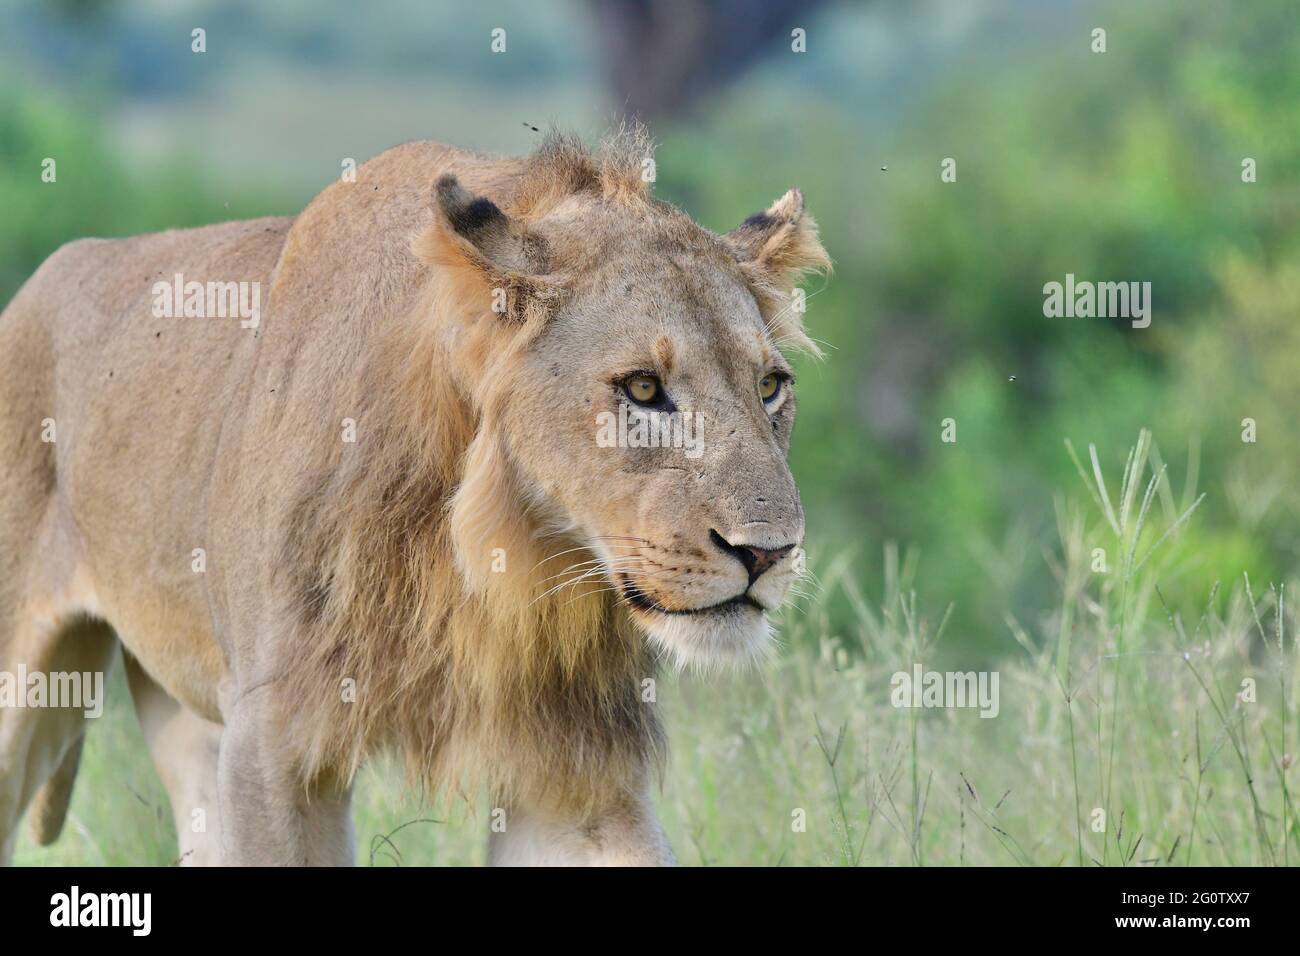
(28, 735, 85, 845)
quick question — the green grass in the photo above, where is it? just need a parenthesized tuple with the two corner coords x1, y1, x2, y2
(13, 434, 1299, 866)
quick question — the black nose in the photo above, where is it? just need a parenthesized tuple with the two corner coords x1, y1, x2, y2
(710, 530, 795, 583)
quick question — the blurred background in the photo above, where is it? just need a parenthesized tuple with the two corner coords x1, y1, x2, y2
(2, 0, 1297, 666)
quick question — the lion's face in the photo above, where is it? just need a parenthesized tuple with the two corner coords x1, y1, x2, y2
(508, 246, 805, 669)
(430, 172, 828, 670)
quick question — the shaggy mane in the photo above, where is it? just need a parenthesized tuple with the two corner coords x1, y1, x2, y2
(276, 202, 664, 813)
(506, 122, 656, 220)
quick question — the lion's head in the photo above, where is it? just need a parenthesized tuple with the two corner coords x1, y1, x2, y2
(415, 130, 829, 672)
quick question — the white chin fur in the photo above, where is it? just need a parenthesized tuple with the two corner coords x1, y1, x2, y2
(634, 604, 774, 673)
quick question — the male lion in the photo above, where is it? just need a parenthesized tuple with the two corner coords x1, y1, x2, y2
(0, 128, 828, 865)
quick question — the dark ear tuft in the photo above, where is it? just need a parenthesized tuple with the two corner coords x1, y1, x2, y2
(429, 174, 538, 273)
(415, 173, 564, 325)
(724, 187, 828, 278)
(435, 175, 508, 241)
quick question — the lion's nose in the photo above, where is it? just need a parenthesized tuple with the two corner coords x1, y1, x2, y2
(709, 530, 795, 583)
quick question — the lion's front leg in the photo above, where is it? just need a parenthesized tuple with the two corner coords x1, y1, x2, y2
(488, 777, 675, 867)
(216, 690, 355, 866)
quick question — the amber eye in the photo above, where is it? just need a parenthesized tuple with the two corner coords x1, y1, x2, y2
(624, 374, 662, 406)
(759, 373, 783, 404)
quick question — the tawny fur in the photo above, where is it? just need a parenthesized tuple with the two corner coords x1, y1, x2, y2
(0, 125, 829, 863)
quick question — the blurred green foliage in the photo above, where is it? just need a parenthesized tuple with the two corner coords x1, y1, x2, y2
(0, 80, 286, 299)
(659, 0, 1299, 657)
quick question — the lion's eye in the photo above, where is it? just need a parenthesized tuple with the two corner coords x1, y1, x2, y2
(759, 373, 783, 404)
(624, 375, 662, 406)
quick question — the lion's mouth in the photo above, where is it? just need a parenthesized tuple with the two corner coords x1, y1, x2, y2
(621, 579, 764, 616)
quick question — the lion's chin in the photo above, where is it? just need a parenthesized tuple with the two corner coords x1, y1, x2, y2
(631, 602, 774, 673)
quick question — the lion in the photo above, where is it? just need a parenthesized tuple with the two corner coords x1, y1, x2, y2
(0, 126, 829, 865)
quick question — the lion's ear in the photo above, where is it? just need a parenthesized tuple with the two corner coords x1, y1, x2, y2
(724, 188, 831, 283)
(413, 174, 559, 323)
(724, 189, 831, 356)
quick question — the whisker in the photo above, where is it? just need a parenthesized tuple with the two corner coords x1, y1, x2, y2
(528, 560, 665, 607)
(531, 549, 640, 575)
(526, 544, 641, 575)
